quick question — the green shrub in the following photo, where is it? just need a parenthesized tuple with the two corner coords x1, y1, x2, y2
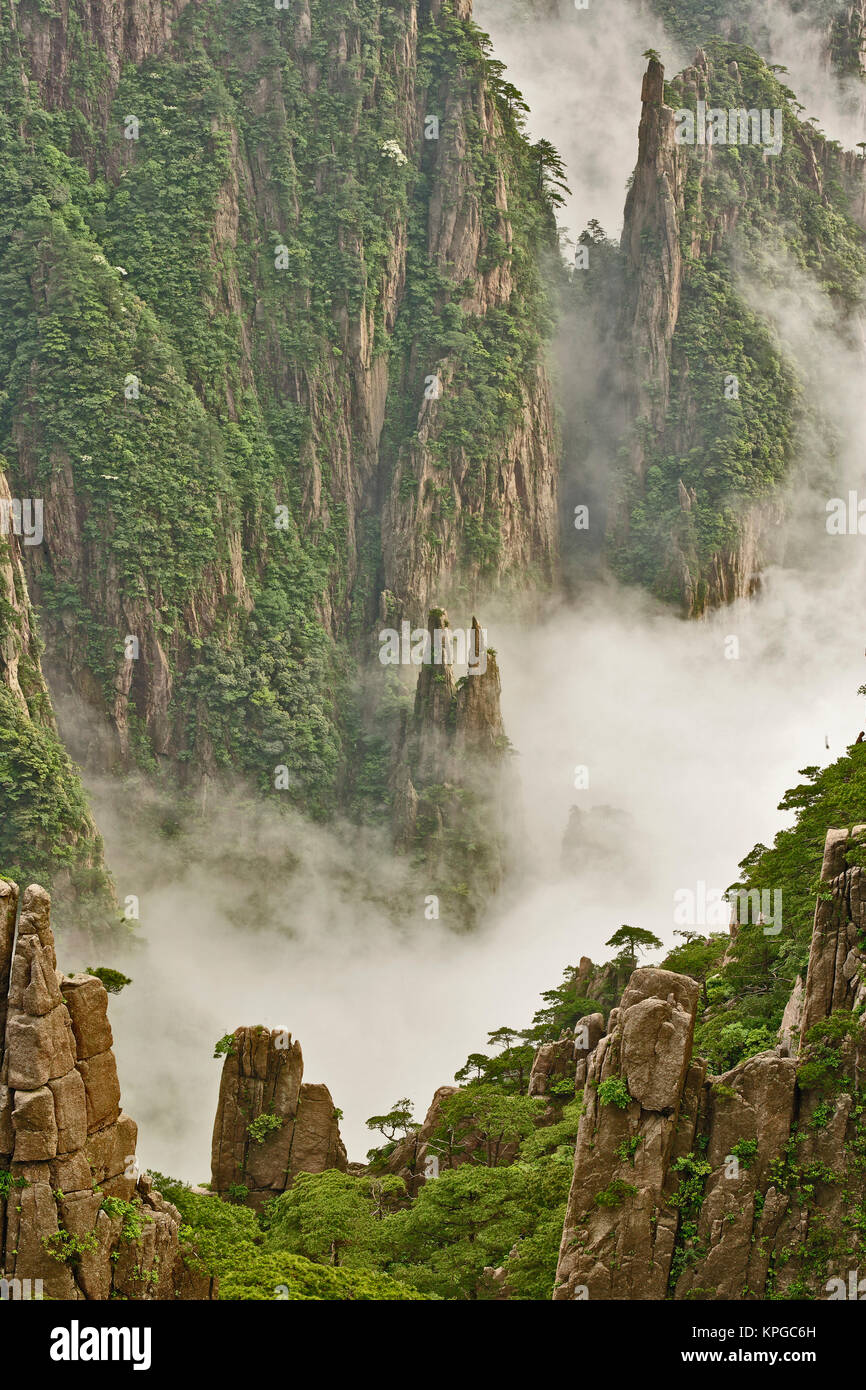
(597, 1077, 631, 1109)
(247, 1113, 283, 1145)
(213, 1034, 236, 1060)
(86, 967, 132, 994)
(594, 1178, 638, 1208)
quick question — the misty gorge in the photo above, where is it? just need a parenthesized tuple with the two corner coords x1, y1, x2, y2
(3, 0, 866, 1354)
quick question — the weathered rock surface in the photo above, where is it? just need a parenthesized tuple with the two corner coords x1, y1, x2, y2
(0, 880, 213, 1300)
(392, 609, 512, 926)
(528, 1036, 577, 1099)
(210, 1026, 347, 1211)
(610, 54, 821, 615)
(0, 477, 113, 931)
(528, 1011, 605, 1099)
(554, 969, 702, 1301)
(799, 826, 866, 1038)
(554, 828, 866, 1300)
(383, 1078, 520, 1196)
(385, 1085, 458, 1197)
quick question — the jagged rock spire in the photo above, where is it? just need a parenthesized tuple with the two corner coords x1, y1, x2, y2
(0, 880, 212, 1300)
(210, 1026, 347, 1211)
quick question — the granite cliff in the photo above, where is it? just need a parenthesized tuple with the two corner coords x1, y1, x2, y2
(0, 0, 559, 803)
(553, 826, 866, 1300)
(0, 878, 212, 1299)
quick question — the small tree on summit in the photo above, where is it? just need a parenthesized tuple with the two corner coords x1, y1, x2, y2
(365, 1098, 417, 1144)
(605, 925, 664, 975)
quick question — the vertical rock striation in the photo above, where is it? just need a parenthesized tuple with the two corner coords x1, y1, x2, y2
(1, 0, 559, 783)
(554, 828, 866, 1301)
(210, 1025, 347, 1212)
(0, 477, 114, 933)
(554, 969, 702, 1300)
(391, 609, 512, 926)
(0, 880, 211, 1299)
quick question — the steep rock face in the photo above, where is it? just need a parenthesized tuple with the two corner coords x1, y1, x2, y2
(0, 879, 211, 1299)
(391, 609, 511, 925)
(528, 1035, 578, 1099)
(604, 49, 866, 615)
(828, 0, 866, 78)
(528, 1011, 604, 1097)
(384, 1077, 521, 1195)
(0, 477, 114, 934)
(554, 827, 866, 1301)
(0, 0, 559, 796)
(210, 1025, 347, 1211)
(799, 826, 866, 1037)
(554, 969, 702, 1300)
(620, 58, 685, 487)
(12, 0, 188, 121)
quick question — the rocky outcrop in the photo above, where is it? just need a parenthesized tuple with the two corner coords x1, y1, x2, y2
(799, 826, 866, 1038)
(210, 1026, 347, 1212)
(777, 974, 804, 1058)
(612, 54, 781, 614)
(391, 609, 511, 926)
(529, 1011, 605, 1098)
(604, 50, 863, 616)
(385, 1085, 458, 1197)
(554, 969, 702, 1300)
(0, 880, 211, 1300)
(384, 1078, 522, 1195)
(620, 58, 685, 488)
(528, 1036, 578, 1099)
(554, 827, 866, 1300)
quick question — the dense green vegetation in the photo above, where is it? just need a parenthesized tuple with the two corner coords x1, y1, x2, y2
(650, 0, 857, 72)
(153, 1099, 579, 1300)
(152, 968, 591, 1300)
(149, 708, 866, 1299)
(0, 683, 117, 931)
(0, 0, 560, 859)
(603, 41, 866, 608)
(686, 736, 866, 1072)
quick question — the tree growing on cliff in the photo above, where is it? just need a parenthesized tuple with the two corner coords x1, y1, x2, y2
(530, 138, 570, 210)
(605, 925, 664, 975)
(454, 1027, 535, 1093)
(661, 931, 728, 1005)
(365, 1098, 418, 1144)
(524, 974, 602, 1043)
(432, 1085, 545, 1169)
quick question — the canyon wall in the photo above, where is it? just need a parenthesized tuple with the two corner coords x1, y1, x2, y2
(0, 0, 559, 801)
(0, 477, 115, 935)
